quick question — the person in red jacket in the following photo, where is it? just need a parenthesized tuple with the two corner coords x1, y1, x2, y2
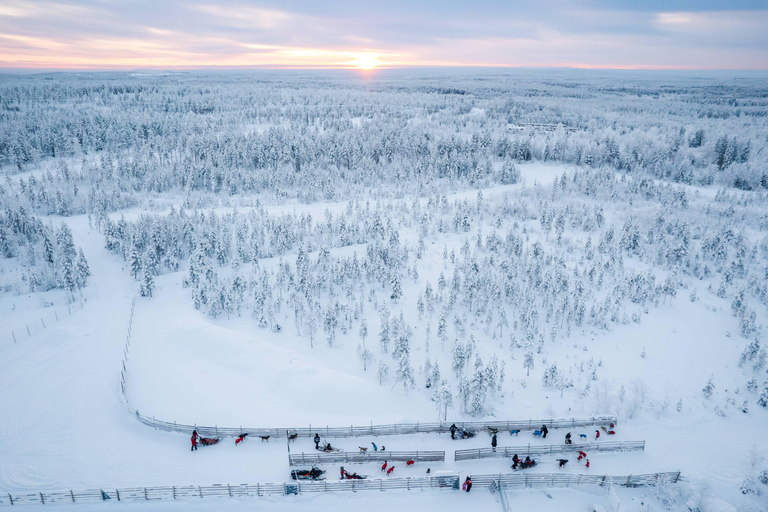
(595, 429, 600, 440)
(191, 430, 198, 451)
(585, 459, 590, 469)
(381, 461, 388, 471)
(387, 466, 395, 475)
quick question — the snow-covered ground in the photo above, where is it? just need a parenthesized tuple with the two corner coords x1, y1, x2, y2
(2, 172, 766, 512)
(2, 72, 768, 512)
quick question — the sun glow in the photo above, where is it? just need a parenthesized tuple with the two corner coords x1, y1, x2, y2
(348, 53, 383, 70)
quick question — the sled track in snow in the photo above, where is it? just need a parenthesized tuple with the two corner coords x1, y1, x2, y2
(119, 296, 618, 440)
(0, 471, 681, 506)
(289, 450, 445, 466)
(454, 440, 646, 461)
(129, 408, 618, 440)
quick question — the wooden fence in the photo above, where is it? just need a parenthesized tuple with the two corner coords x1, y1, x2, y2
(0, 471, 680, 505)
(289, 450, 444, 466)
(130, 412, 618, 440)
(455, 440, 645, 461)
(0, 297, 86, 352)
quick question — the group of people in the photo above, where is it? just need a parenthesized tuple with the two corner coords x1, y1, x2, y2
(511, 454, 534, 469)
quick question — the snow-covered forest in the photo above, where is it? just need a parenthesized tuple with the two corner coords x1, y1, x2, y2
(2, 70, 768, 511)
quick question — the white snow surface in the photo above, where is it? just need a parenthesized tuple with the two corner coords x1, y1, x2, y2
(1, 164, 767, 512)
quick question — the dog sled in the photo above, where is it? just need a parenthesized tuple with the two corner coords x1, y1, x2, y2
(458, 429, 477, 439)
(291, 467, 326, 480)
(512, 458, 538, 470)
(199, 437, 220, 446)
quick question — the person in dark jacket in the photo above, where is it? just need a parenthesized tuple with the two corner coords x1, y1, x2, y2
(541, 424, 548, 439)
(450, 423, 458, 440)
(565, 432, 572, 445)
(314, 433, 320, 450)
(463, 476, 472, 492)
(512, 453, 519, 469)
(191, 430, 198, 451)
(491, 434, 497, 451)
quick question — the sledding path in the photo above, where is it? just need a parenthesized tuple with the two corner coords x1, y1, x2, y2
(128, 409, 618, 439)
(454, 440, 645, 461)
(0, 470, 681, 506)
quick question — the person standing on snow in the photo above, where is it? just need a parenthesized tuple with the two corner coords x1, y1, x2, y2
(450, 423, 458, 440)
(595, 429, 600, 440)
(462, 476, 472, 492)
(565, 432, 572, 445)
(541, 424, 548, 438)
(491, 434, 497, 451)
(371, 442, 378, 451)
(314, 433, 320, 450)
(191, 429, 199, 451)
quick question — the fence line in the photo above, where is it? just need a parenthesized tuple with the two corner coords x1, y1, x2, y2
(119, 293, 616, 440)
(0, 297, 86, 351)
(118, 296, 135, 398)
(0, 471, 681, 506)
(129, 411, 618, 440)
(289, 450, 444, 466)
(455, 440, 645, 461)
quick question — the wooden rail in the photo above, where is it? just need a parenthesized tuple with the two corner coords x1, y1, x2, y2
(289, 450, 444, 466)
(131, 411, 617, 439)
(455, 440, 645, 461)
(0, 471, 680, 505)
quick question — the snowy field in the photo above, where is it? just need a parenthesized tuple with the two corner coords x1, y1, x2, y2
(1, 71, 768, 511)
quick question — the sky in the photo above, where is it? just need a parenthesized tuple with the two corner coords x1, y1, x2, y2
(0, 0, 766, 70)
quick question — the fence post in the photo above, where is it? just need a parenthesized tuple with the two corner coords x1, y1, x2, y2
(228, 484, 231, 497)
(675, 472, 680, 483)
(116, 489, 120, 501)
(70, 490, 75, 503)
(257, 483, 260, 496)
(26, 324, 30, 336)
(626, 475, 631, 487)
(55, 312, 59, 322)
(39, 492, 44, 504)
(8, 493, 12, 505)
(41, 318, 45, 328)
(198, 486, 202, 498)
(12, 331, 15, 343)
(144, 487, 148, 500)
(172, 487, 176, 499)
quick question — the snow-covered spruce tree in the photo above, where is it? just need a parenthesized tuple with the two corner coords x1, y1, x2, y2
(140, 270, 155, 298)
(703, 376, 715, 399)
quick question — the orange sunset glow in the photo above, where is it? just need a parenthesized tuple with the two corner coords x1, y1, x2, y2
(0, 2, 766, 71)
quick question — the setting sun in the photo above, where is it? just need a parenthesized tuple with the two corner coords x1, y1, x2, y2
(348, 53, 383, 69)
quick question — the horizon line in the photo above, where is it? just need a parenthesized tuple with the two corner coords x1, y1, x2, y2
(2, 64, 768, 75)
